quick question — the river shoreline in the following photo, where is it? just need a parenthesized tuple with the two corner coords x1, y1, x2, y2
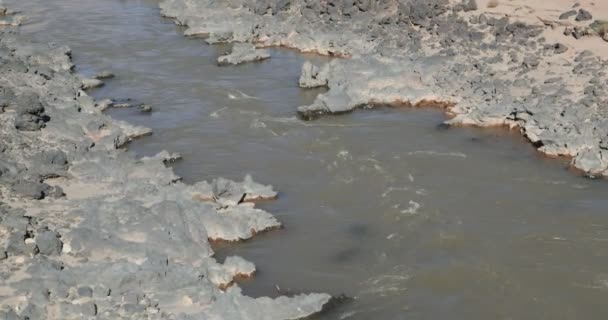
(160, 0, 608, 177)
(0, 2, 331, 319)
(3, 0, 608, 319)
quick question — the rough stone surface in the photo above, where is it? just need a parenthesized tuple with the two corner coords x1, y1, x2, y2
(575, 9, 592, 22)
(94, 70, 115, 79)
(217, 43, 270, 65)
(299, 61, 329, 88)
(0, 5, 330, 319)
(35, 230, 63, 255)
(559, 10, 577, 20)
(463, 0, 477, 12)
(159, 0, 608, 177)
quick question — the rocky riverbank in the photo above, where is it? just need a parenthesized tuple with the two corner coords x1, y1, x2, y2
(160, 0, 608, 177)
(0, 4, 331, 319)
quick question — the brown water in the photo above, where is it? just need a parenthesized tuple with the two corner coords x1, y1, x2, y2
(10, 0, 608, 319)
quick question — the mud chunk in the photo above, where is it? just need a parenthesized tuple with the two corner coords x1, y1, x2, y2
(35, 230, 63, 255)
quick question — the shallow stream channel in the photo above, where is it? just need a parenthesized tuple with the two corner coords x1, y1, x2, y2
(9, 0, 608, 319)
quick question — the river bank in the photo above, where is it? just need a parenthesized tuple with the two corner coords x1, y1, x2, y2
(160, 0, 608, 177)
(3, 1, 608, 319)
(0, 3, 331, 319)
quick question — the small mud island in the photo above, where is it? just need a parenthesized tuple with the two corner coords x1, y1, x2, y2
(161, 0, 608, 176)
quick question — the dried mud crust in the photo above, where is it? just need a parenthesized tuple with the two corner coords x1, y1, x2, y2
(160, 0, 608, 177)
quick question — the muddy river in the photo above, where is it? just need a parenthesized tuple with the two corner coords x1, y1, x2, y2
(9, 0, 608, 318)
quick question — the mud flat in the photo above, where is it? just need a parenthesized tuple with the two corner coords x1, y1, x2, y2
(160, 0, 608, 177)
(0, 4, 331, 319)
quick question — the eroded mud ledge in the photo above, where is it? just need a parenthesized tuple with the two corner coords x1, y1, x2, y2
(160, 0, 608, 177)
(0, 3, 331, 319)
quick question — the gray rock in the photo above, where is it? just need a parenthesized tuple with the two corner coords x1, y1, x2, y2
(572, 26, 588, 39)
(572, 148, 606, 173)
(559, 10, 577, 20)
(80, 78, 104, 89)
(94, 70, 115, 79)
(299, 61, 329, 88)
(575, 9, 592, 22)
(0, 309, 21, 320)
(35, 230, 63, 255)
(93, 285, 111, 298)
(523, 57, 540, 69)
(217, 43, 270, 65)
(113, 102, 132, 108)
(15, 114, 46, 131)
(463, 0, 477, 12)
(6, 230, 28, 256)
(10, 180, 50, 200)
(77, 286, 93, 297)
(553, 43, 568, 54)
(47, 186, 65, 198)
(57, 302, 97, 317)
(137, 104, 152, 113)
(13, 94, 48, 131)
(95, 98, 114, 111)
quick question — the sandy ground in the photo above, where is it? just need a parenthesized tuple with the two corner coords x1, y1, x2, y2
(455, 0, 608, 58)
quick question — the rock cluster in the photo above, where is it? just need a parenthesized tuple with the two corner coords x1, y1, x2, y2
(0, 9, 330, 320)
(217, 42, 270, 65)
(160, 0, 608, 177)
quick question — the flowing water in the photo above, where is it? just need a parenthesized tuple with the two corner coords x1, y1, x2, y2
(9, 0, 608, 319)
